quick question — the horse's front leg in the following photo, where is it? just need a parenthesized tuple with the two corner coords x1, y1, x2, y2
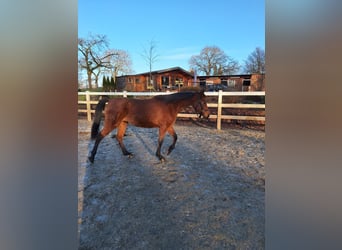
(167, 126, 177, 155)
(156, 127, 167, 162)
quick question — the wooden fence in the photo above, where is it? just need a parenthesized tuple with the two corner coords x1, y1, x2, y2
(78, 90, 265, 130)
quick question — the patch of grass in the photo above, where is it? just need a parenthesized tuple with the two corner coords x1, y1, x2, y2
(78, 87, 104, 92)
(78, 95, 86, 101)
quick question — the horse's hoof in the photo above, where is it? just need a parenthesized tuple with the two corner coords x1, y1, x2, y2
(88, 156, 94, 163)
(124, 152, 133, 159)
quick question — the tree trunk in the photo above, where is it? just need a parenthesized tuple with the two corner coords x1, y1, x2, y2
(87, 70, 93, 89)
(94, 75, 99, 89)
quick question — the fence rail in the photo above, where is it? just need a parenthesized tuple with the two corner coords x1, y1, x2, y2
(78, 90, 265, 130)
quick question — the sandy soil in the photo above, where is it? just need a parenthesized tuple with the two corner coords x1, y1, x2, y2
(78, 119, 265, 249)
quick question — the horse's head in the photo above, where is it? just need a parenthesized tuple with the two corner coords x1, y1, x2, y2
(193, 90, 210, 119)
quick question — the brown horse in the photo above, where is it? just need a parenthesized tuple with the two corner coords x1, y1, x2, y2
(88, 90, 210, 163)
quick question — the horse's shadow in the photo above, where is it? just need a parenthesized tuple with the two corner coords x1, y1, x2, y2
(80, 120, 265, 249)
(119, 126, 176, 164)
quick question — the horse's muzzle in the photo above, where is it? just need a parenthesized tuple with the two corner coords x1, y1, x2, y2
(201, 110, 210, 119)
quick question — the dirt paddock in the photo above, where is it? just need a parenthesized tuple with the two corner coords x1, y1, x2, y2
(78, 119, 265, 249)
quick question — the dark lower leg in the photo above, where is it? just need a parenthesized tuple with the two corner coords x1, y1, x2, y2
(156, 138, 165, 161)
(167, 127, 177, 155)
(89, 120, 116, 163)
(116, 122, 132, 156)
(118, 141, 132, 156)
(88, 134, 104, 163)
(156, 128, 167, 161)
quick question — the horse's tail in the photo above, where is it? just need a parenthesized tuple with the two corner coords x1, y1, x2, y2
(91, 96, 109, 139)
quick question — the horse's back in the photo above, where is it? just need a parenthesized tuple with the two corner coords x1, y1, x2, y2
(103, 96, 178, 128)
(105, 98, 128, 112)
(127, 98, 174, 127)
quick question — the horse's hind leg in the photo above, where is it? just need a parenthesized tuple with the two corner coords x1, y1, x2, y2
(156, 127, 168, 162)
(88, 119, 116, 163)
(116, 122, 133, 157)
(167, 126, 178, 155)
(88, 133, 104, 163)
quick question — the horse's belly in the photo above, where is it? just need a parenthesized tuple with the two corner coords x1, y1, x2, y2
(125, 116, 159, 128)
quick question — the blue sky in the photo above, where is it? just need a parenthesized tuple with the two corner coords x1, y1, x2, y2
(78, 0, 264, 74)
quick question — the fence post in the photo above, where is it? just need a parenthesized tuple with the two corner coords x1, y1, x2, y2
(123, 91, 127, 98)
(85, 91, 91, 121)
(217, 90, 222, 130)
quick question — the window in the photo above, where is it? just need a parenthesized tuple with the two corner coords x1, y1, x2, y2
(242, 79, 251, 86)
(227, 79, 236, 87)
(135, 78, 140, 83)
(161, 76, 169, 86)
(175, 77, 183, 86)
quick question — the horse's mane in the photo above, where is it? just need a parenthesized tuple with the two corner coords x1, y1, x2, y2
(153, 91, 197, 103)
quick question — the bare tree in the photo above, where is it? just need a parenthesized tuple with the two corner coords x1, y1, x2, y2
(140, 39, 159, 90)
(189, 46, 240, 76)
(78, 33, 117, 89)
(103, 49, 133, 84)
(243, 47, 265, 74)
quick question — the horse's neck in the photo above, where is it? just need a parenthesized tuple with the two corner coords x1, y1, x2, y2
(175, 95, 196, 111)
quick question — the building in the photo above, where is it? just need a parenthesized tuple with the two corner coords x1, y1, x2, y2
(116, 67, 194, 92)
(116, 67, 265, 92)
(197, 73, 265, 92)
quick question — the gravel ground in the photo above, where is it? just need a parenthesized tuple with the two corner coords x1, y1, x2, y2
(78, 119, 265, 249)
